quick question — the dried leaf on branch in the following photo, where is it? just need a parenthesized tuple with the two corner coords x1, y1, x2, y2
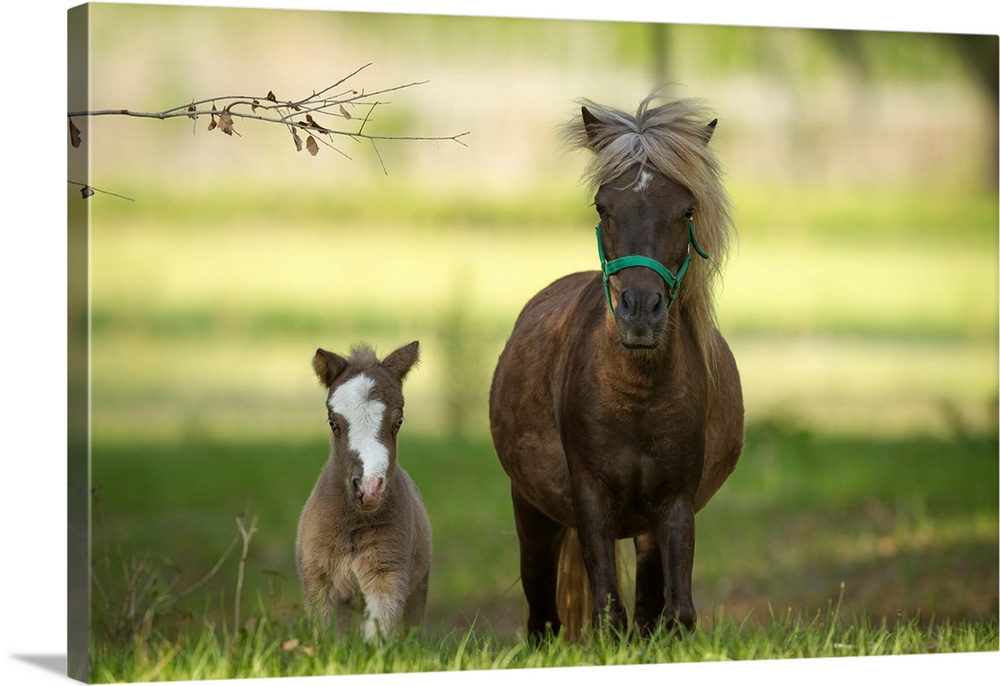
(218, 109, 237, 136)
(69, 119, 82, 147)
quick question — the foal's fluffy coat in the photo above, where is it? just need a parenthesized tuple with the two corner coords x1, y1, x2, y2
(296, 342, 431, 642)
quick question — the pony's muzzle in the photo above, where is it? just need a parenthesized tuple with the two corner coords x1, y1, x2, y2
(619, 287, 664, 324)
(352, 474, 387, 511)
(614, 274, 667, 348)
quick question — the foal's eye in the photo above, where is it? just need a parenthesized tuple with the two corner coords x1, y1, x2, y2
(393, 416, 405, 432)
(328, 419, 340, 435)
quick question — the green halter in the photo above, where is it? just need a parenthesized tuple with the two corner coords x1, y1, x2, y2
(597, 218, 710, 314)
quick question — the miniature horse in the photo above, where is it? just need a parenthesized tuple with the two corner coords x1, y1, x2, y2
(489, 95, 744, 639)
(296, 341, 431, 643)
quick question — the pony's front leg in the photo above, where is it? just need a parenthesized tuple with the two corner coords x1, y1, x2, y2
(571, 475, 628, 633)
(511, 487, 565, 639)
(655, 495, 697, 631)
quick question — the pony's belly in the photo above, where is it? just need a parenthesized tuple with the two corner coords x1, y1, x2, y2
(490, 273, 598, 527)
(494, 427, 575, 526)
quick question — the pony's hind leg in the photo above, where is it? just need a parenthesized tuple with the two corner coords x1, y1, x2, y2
(511, 487, 564, 639)
(633, 532, 665, 634)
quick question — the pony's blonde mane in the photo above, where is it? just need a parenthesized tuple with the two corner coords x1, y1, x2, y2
(561, 93, 735, 376)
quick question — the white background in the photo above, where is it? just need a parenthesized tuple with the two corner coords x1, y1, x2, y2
(2, 1, 998, 685)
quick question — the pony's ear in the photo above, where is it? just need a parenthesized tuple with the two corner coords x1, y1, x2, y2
(382, 341, 420, 381)
(313, 348, 349, 389)
(581, 106, 605, 149)
(702, 118, 718, 144)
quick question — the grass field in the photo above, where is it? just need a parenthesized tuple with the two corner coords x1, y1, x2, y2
(82, 180, 998, 679)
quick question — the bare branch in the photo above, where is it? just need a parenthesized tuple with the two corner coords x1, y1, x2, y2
(67, 67, 469, 193)
(67, 68, 470, 154)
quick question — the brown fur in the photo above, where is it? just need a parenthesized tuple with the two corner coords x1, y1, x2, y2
(490, 94, 744, 640)
(295, 341, 431, 643)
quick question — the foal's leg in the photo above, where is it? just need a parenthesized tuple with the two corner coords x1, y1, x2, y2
(633, 532, 665, 634)
(299, 559, 334, 628)
(358, 569, 409, 643)
(511, 487, 564, 638)
(654, 495, 697, 631)
(401, 570, 429, 632)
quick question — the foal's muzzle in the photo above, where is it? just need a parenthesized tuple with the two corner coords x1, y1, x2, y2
(352, 474, 387, 511)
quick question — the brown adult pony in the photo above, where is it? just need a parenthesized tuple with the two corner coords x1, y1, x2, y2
(489, 94, 744, 639)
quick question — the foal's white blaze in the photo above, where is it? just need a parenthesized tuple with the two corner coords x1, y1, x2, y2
(329, 374, 389, 483)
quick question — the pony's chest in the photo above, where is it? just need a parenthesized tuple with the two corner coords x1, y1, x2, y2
(594, 382, 699, 442)
(563, 383, 705, 498)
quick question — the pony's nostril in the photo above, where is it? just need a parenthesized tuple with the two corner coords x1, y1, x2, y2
(650, 292, 664, 318)
(620, 290, 635, 316)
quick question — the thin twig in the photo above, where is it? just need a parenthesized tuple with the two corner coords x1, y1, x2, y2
(302, 62, 373, 103)
(234, 512, 259, 631)
(67, 180, 134, 201)
(370, 139, 388, 175)
(357, 101, 380, 138)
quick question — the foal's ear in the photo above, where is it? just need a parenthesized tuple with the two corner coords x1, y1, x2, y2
(313, 348, 349, 389)
(382, 341, 420, 381)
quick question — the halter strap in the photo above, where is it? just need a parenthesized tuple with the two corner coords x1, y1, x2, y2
(597, 218, 710, 314)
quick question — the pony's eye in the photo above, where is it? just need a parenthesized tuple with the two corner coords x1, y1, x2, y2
(683, 207, 695, 220)
(328, 419, 340, 435)
(394, 416, 405, 431)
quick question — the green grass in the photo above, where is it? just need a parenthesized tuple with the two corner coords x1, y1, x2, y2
(89, 427, 999, 642)
(88, 609, 998, 682)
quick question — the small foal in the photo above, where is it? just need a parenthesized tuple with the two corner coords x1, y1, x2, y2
(296, 341, 431, 642)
